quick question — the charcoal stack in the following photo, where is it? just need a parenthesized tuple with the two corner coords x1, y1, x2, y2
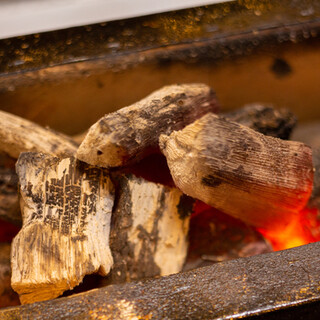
(0, 83, 317, 308)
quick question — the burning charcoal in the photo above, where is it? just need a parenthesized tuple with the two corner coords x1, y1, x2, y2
(104, 174, 192, 285)
(11, 153, 114, 304)
(0, 110, 78, 159)
(0, 167, 20, 225)
(77, 83, 219, 168)
(0, 243, 20, 308)
(183, 202, 272, 271)
(224, 103, 297, 139)
(160, 113, 314, 229)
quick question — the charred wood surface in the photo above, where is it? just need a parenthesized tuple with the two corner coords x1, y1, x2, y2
(224, 103, 296, 139)
(0, 110, 78, 159)
(104, 174, 192, 285)
(160, 113, 314, 229)
(0, 167, 20, 225)
(2, 242, 320, 319)
(77, 83, 219, 168)
(11, 153, 114, 304)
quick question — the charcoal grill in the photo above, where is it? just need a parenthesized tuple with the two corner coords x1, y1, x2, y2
(0, 0, 320, 318)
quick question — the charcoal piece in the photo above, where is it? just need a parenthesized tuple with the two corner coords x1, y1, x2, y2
(160, 113, 314, 229)
(103, 174, 191, 285)
(11, 153, 114, 304)
(77, 83, 219, 168)
(0, 110, 78, 159)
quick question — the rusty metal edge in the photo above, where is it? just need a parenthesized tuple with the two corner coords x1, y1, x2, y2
(0, 0, 320, 77)
(0, 17, 319, 92)
(1, 242, 320, 319)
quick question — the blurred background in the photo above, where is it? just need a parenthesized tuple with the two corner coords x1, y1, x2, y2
(0, 0, 230, 39)
(0, 0, 319, 136)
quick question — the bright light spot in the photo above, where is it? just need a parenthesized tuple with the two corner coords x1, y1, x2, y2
(258, 207, 320, 251)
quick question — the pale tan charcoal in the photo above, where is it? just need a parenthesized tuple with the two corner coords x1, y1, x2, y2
(76, 83, 219, 168)
(160, 113, 314, 229)
(11, 153, 114, 304)
(0, 110, 78, 159)
(104, 174, 192, 285)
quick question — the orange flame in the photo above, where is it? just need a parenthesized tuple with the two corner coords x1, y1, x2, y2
(257, 207, 320, 251)
(192, 200, 320, 252)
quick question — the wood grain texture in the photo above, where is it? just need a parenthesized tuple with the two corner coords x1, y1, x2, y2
(0, 103, 294, 226)
(0, 110, 78, 159)
(76, 83, 219, 168)
(104, 174, 192, 285)
(160, 113, 314, 229)
(11, 153, 114, 304)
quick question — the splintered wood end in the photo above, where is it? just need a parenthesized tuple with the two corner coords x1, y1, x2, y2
(11, 153, 114, 304)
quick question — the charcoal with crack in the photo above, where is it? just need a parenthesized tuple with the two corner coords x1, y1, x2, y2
(104, 103, 300, 190)
(76, 83, 219, 168)
(160, 113, 314, 229)
(103, 174, 192, 285)
(3, 87, 310, 306)
(11, 153, 114, 304)
(0, 111, 79, 226)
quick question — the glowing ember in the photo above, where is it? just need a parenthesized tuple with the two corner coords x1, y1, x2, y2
(192, 201, 320, 252)
(257, 207, 320, 251)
